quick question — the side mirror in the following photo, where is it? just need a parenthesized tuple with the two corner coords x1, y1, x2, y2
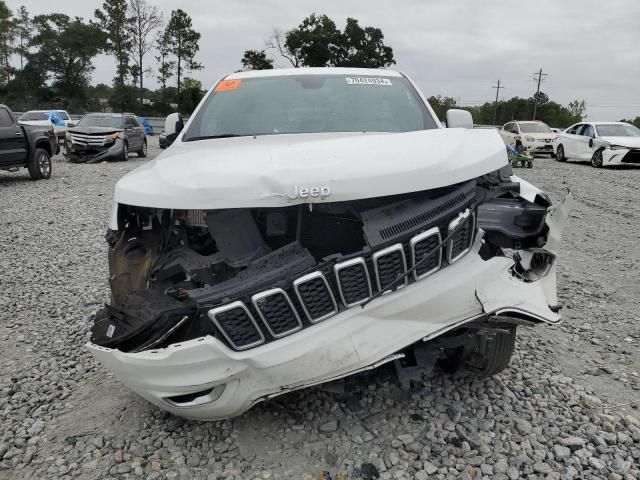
(589, 138, 594, 148)
(164, 112, 184, 137)
(446, 109, 473, 129)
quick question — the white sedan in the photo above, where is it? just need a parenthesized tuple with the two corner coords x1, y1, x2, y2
(499, 121, 557, 155)
(554, 122, 640, 167)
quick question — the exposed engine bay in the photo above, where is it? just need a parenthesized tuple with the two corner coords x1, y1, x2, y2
(91, 165, 555, 355)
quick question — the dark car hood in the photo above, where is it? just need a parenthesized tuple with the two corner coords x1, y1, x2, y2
(69, 126, 123, 135)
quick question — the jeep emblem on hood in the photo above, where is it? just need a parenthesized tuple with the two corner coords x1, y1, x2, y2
(291, 185, 331, 200)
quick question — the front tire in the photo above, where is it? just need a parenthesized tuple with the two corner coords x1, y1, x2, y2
(441, 327, 517, 377)
(27, 148, 52, 180)
(121, 142, 128, 161)
(591, 149, 604, 168)
(138, 140, 147, 158)
(556, 144, 566, 162)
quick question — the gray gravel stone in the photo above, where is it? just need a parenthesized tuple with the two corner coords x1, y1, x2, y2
(2, 149, 640, 480)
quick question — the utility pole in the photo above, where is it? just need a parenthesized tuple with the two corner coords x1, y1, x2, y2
(532, 68, 548, 120)
(492, 79, 504, 126)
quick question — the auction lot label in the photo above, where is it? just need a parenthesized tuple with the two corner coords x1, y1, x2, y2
(346, 77, 392, 86)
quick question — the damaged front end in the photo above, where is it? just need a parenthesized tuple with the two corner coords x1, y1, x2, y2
(65, 130, 125, 164)
(87, 164, 570, 420)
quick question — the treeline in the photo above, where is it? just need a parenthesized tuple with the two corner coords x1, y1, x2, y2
(0, 0, 204, 115)
(428, 94, 587, 128)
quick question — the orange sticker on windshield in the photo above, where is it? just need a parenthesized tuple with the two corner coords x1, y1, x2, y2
(214, 79, 242, 92)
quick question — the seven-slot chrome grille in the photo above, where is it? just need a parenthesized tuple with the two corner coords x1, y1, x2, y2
(207, 209, 475, 351)
(69, 133, 114, 146)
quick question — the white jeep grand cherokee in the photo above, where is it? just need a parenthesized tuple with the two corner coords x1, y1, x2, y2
(88, 68, 571, 420)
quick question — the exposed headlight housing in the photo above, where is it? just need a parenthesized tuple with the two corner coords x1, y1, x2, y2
(525, 136, 535, 142)
(106, 132, 121, 141)
(65, 132, 72, 140)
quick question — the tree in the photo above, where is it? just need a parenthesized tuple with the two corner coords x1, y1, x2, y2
(30, 14, 106, 110)
(155, 29, 174, 102)
(335, 18, 394, 68)
(240, 50, 274, 71)
(460, 93, 585, 128)
(427, 95, 458, 122)
(14, 6, 31, 79)
(164, 9, 202, 112)
(94, 0, 133, 89)
(0, 1, 16, 86)
(265, 28, 298, 67)
(127, 0, 162, 105)
(262, 14, 395, 68)
(567, 100, 586, 120)
(180, 77, 205, 113)
(620, 117, 640, 129)
(284, 14, 342, 67)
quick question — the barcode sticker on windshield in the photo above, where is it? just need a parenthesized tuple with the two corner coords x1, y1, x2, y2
(346, 77, 392, 86)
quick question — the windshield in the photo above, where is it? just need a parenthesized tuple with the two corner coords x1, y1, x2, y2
(519, 122, 552, 133)
(77, 115, 123, 129)
(596, 124, 640, 137)
(20, 112, 49, 121)
(183, 74, 436, 141)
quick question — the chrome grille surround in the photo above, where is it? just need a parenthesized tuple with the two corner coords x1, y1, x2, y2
(69, 133, 114, 146)
(251, 288, 302, 338)
(293, 271, 338, 323)
(372, 243, 408, 292)
(446, 209, 476, 264)
(333, 257, 372, 307)
(410, 227, 442, 280)
(204, 205, 476, 351)
(207, 301, 265, 350)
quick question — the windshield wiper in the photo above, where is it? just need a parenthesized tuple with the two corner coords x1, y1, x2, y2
(183, 134, 252, 141)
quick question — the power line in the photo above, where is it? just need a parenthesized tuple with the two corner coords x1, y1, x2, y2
(492, 79, 504, 126)
(532, 68, 548, 120)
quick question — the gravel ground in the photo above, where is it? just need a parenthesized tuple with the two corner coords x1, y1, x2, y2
(1, 146, 639, 480)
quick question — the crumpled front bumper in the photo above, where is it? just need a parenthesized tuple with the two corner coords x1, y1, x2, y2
(601, 147, 638, 166)
(87, 194, 571, 421)
(65, 139, 124, 164)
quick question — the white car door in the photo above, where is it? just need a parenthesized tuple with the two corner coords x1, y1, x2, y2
(574, 124, 594, 160)
(500, 123, 514, 145)
(577, 124, 596, 160)
(562, 124, 582, 159)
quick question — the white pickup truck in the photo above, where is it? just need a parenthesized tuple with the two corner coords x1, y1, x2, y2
(87, 68, 570, 420)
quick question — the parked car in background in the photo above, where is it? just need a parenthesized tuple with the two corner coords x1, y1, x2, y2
(0, 104, 57, 179)
(555, 122, 640, 167)
(138, 116, 154, 136)
(65, 113, 147, 163)
(499, 120, 557, 156)
(19, 110, 73, 145)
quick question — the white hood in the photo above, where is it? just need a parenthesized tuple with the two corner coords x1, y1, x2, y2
(19, 120, 52, 127)
(115, 128, 507, 209)
(600, 136, 640, 148)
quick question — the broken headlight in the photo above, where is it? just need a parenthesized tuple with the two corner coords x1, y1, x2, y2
(512, 250, 554, 282)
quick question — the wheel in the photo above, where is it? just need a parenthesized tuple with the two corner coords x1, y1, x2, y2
(556, 144, 566, 162)
(138, 140, 147, 158)
(121, 142, 128, 161)
(439, 327, 517, 377)
(526, 161, 533, 168)
(27, 148, 52, 180)
(591, 149, 603, 168)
